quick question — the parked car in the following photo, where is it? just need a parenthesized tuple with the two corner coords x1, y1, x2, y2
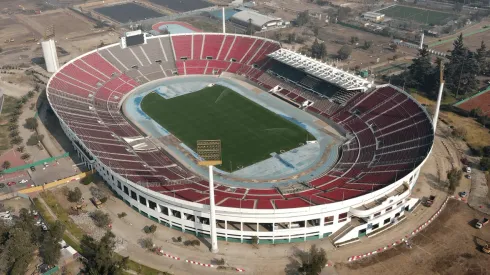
(7, 182, 15, 186)
(459, 191, 467, 198)
(476, 218, 489, 229)
(30, 166, 36, 171)
(464, 166, 471, 173)
(18, 179, 28, 184)
(425, 195, 436, 207)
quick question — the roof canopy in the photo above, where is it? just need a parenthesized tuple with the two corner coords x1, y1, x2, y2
(267, 48, 372, 91)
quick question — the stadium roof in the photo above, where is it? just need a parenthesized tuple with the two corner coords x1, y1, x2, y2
(231, 9, 282, 28)
(267, 48, 372, 91)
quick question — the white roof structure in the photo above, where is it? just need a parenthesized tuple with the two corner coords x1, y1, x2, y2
(267, 48, 372, 91)
(231, 9, 282, 28)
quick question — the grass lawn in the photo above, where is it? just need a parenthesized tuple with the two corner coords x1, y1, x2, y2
(141, 85, 315, 171)
(380, 5, 454, 25)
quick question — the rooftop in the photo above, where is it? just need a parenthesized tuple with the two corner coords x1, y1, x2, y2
(231, 9, 282, 27)
(267, 48, 372, 91)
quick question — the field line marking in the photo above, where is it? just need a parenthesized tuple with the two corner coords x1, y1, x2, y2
(214, 89, 228, 104)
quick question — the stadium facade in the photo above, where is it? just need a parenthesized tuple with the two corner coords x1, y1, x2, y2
(47, 33, 433, 245)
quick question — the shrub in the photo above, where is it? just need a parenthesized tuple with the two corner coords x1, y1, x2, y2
(480, 157, 490, 171)
(184, 239, 201, 246)
(20, 153, 30, 160)
(143, 225, 157, 234)
(452, 127, 467, 139)
(100, 197, 108, 204)
(140, 237, 154, 249)
(215, 258, 225, 265)
(67, 187, 82, 202)
(90, 210, 111, 228)
(117, 212, 127, 218)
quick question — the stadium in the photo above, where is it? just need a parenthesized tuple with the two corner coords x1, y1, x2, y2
(46, 31, 434, 246)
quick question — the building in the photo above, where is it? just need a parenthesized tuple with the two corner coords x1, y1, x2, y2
(362, 11, 385, 22)
(46, 33, 433, 245)
(230, 9, 286, 31)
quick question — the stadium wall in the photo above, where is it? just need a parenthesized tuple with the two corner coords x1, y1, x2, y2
(46, 35, 432, 244)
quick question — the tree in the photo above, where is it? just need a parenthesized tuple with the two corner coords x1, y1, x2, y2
(10, 136, 23, 145)
(26, 133, 43, 146)
(312, 25, 320, 37)
(20, 153, 30, 160)
(350, 36, 359, 45)
(390, 43, 398, 52)
(2, 161, 10, 170)
(0, 227, 37, 275)
(90, 210, 111, 228)
(480, 157, 490, 171)
(27, 91, 35, 98)
(447, 168, 462, 193)
(475, 41, 488, 75)
(24, 117, 38, 131)
(363, 40, 373, 50)
(9, 130, 19, 138)
(337, 45, 352, 60)
(67, 187, 82, 202)
(298, 245, 327, 275)
(406, 47, 438, 98)
(311, 38, 327, 59)
(16, 146, 25, 153)
(140, 237, 154, 249)
(445, 34, 479, 96)
(40, 235, 61, 265)
(452, 127, 467, 139)
(80, 231, 128, 275)
(470, 107, 483, 118)
(482, 146, 490, 158)
(287, 32, 296, 44)
(49, 220, 66, 242)
(453, 2, 463, 12)
(296, 10, 309, 26)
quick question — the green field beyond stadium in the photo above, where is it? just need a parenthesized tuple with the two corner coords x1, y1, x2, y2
(141, 85, 315, 172)
(380, 5, 454, 25)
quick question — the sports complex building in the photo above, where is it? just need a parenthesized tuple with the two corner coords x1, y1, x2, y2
(46, 32, 434, 245)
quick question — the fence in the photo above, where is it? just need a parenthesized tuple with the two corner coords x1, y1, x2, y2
(1, 152, 69, 174)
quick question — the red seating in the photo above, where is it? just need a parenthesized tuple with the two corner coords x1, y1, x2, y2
(47, 34, 433, 210)
(172, 35, 192, 59)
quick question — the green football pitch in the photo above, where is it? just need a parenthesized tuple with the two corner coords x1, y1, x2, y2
(140, 85, 316, 172)
(380, 5, 454, 25)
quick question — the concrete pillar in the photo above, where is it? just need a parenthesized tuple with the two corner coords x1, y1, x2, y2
(208, 165, 219, 253)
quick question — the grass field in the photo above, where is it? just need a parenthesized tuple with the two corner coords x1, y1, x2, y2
(141, 85, 315, 171)
(380, 5, 454, 25)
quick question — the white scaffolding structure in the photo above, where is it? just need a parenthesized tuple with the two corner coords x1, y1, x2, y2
(267, 48, 372, 91)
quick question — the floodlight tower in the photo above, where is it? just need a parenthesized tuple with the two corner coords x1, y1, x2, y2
(432, 61, 444, 133)
(197, 140, 222, 253)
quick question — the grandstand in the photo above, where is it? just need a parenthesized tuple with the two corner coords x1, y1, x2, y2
(47, 32, 434, 245)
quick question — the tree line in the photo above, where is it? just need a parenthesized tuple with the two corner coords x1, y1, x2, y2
(393, 34, 489, 100)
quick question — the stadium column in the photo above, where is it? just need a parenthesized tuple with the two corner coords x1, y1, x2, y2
(433, 63, 445, 133)
(209, 165, 219, 253)
(222, 7, 226, 34)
